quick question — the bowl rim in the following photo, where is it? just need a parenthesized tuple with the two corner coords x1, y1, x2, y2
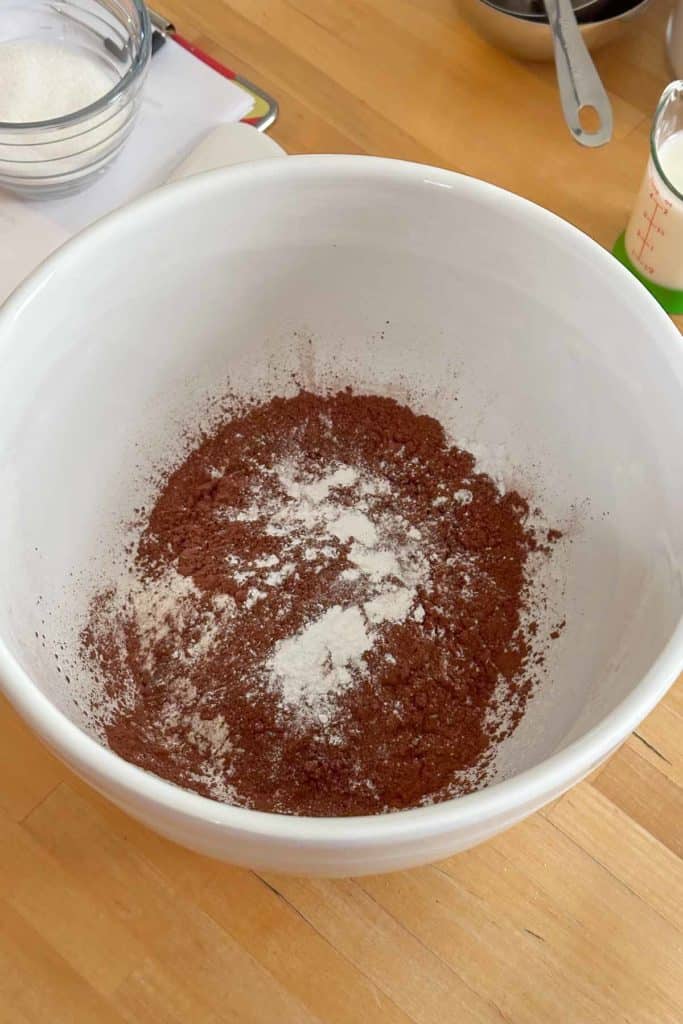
(475, 0, 651, 26)
(1, 152, 682, 845)
(477, 0, 600, 22)
(0, 0, 151, 132)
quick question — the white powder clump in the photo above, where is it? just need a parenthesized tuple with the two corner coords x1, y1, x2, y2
(329, 511, 378, 546)
(265, 563, 295, 586)
(255, 554, 279, 569)
(188, 712, 231, 756)
(126, 566, 201, 644)
(364, 587, 415, 625)
(454, 489, 473, 505)
(349, 544, 401, 581)
(269, 605, 372, 724)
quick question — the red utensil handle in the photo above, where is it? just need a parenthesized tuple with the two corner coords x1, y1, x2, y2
(171, 33, 237, 80)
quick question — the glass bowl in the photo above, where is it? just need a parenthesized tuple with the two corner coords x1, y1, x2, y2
(0, 0, 151, 198)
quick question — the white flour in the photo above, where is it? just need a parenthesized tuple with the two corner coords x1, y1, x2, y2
(269, 605, 372, 726)
(364, 586, 415, 625)
(256, 459, 432, 725)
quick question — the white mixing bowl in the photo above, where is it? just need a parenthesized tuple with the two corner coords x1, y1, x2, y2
(1, 156, 682, 876)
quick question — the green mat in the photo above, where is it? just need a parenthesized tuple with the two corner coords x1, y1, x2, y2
(612, 232, 683, 315)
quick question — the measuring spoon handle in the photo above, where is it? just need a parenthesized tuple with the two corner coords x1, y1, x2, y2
(544, 0, 613, 148)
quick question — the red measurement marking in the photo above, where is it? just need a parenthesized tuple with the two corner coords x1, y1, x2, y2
(635, 174, 672, 266)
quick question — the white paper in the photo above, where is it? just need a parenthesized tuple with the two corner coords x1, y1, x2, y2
(0, 39, 254, 304)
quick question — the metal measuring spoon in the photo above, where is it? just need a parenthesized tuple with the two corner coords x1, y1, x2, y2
(486, 0, 613, 145)
(543, 0, 613, 146)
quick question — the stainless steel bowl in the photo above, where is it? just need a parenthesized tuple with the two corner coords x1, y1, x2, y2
(458, 0, 651, 61)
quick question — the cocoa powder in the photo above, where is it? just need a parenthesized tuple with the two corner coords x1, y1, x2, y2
(81, 389, 559, 816)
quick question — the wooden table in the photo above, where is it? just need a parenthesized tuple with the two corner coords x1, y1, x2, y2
(2, 2, 682, 1021)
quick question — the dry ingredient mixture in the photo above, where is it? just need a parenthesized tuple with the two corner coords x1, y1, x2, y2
(81, 389, 560, 816)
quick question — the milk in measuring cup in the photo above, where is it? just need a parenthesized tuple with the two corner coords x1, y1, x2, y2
(625, 130, 683, 292)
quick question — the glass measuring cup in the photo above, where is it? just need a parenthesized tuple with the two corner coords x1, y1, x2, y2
(614, 81, 683, 314)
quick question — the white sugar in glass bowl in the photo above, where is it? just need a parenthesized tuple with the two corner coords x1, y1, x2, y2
(0, 155, 682, 875)
(0, 0, 151, 197)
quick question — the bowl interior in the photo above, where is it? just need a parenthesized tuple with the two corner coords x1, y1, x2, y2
(1, 156, 682, 795)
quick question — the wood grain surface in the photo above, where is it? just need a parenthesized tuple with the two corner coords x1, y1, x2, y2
(2, 1, 682, 1021)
